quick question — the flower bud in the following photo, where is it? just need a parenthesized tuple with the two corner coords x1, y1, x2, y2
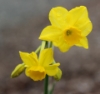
(11, 63, 25, 78)
(54, 68, 62, 81)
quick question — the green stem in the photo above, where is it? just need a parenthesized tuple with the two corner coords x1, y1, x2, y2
(44, 75, 49, 94)
(39, 41, 46, 59)
(35, 45, 41, 54)
(48, 41, 55, 94)
(40, 41, 46, 51)
(49, 42, 53, 48)
(48, 81, 56, 94)
(47, 41, 52, 48)
(44, 41, 53, 94)
(44, 41, 49, 94)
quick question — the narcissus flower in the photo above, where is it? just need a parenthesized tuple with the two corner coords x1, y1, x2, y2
(39, 6, 92, 52)
(19, 48, 60, 81)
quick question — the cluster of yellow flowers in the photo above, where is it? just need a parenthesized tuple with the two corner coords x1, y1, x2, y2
(11, 6, 92, 81)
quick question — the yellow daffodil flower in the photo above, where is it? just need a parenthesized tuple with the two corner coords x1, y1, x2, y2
(19, 48, 60, 81)
(39, 6, 92, 52)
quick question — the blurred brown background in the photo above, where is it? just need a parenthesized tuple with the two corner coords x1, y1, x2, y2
(0, 0, 100, 94)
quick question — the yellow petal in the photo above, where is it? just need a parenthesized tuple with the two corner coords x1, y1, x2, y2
(45, 63, 60, 76)
(39, 26, 70, 52)
(39, 48, 53, 66)
(58, 42, 71, 52)
(39, 26, 61, 41)
(53, 36, 71, 52)
(66, 6, 92, 36)
(75, 37, 88, 49)
(19, 51, 38, 67)
(49, 6, 68, 29)
(67, 6, 88, 25)
(75, 20, 92, 36)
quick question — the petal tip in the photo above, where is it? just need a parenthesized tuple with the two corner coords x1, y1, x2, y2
(19, 51, 23, 55)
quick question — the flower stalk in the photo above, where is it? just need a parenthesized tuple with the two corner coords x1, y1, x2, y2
(44, 75, 49, 94)
(35, 45, 41, 54)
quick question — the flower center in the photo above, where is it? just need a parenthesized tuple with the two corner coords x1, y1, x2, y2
(66, 30, 72, 36)
(26, 66, 46, 81)
(64, 27, 82, 46)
